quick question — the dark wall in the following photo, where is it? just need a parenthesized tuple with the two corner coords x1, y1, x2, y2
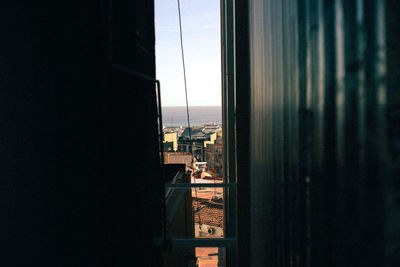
(248, 0, 301, 265)
(385, 1, 400, 266)
(245, 0, 388, 266)
(0, 1, 162, 266)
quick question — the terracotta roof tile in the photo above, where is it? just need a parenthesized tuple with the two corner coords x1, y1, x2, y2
(193, 200, 224, 228)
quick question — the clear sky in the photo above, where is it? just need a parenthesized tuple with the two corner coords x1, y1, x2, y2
(155, 0, 221, 107)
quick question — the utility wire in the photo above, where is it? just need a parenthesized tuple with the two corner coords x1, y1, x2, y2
(176, 0, 202, 229)
(177, 0, 192, 141)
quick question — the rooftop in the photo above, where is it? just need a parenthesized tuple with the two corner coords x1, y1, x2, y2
(180, 125, 222, 140)
(193, 200, 223, 228)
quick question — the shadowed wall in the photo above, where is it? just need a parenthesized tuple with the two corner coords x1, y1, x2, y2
(0, 1, 162, 266)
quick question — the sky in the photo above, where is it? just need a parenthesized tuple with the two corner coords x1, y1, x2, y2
(155, 0, 221, 107)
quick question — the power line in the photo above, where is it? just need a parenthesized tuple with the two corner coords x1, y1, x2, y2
(176, 0, 202, 229)
(177, 0, 192, 142)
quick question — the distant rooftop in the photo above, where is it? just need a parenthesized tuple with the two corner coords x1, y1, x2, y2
(180, 125, 221, 140)
(193, 200, 223, 228)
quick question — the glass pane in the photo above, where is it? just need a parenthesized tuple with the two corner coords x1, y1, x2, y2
(162, 247, 225, 267)
(165, 186, 227, 239)
(192, 186, 224, 238)
(165, 187, 194, 238)
(196, 247, 225, 267)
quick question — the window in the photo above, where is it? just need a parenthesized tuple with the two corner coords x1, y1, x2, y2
(155, 0, 238, 266)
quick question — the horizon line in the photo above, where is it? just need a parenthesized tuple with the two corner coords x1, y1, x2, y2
(162, 105, 222, 107)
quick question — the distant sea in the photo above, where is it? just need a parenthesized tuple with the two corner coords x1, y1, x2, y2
(162, 106, 222, 127)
